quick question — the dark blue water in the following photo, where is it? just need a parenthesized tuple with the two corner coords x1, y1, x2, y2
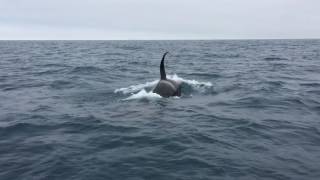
(0, 40, 320, 180)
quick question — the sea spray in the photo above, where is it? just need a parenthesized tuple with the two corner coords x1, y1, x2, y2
(114, 80, 159, 94)
(123, 89, 162, 100)
(115, 74, 213, 100)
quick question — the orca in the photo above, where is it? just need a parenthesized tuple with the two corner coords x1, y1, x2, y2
(153, 52, 182, 97)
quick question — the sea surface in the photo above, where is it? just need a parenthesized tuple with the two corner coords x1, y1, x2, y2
(0, 40, 320, 180)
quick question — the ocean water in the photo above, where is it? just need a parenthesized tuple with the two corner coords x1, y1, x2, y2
(0, 40, 319, 180)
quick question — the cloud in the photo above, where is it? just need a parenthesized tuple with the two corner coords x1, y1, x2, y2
(1, 0, 320, 39)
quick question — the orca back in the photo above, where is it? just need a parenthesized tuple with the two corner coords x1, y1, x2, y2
(153, 52, 182, 97)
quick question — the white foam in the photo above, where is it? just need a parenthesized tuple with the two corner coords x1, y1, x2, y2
(168, 74, 212, 87)
(114, 80, 158, 94)
(115, 74, 212, 100)
(123, 89, 162, 100)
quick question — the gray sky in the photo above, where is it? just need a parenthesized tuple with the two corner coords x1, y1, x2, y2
(1, 0, 319, 40)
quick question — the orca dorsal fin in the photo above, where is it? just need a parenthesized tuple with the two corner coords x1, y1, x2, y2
(160, 52, 169, 80)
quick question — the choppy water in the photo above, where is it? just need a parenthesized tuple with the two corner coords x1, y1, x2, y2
(0, 40, 320, 180)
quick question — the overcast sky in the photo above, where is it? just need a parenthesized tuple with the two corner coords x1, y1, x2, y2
(0, 0, 319, 40)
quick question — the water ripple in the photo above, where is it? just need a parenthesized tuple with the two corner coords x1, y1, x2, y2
(1, 40, 320, 180)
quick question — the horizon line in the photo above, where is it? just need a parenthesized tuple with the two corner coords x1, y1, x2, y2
(1, 38, 320, 41)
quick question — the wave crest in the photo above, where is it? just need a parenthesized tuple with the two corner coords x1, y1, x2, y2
(168, 74, 212, 88)
(123, 89, 162, 100)
(114, 80, 158, 94)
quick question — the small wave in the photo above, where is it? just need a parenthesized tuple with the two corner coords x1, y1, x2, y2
(1, 82, 46, 91)
(263, 57, 289, 61)
(123, 89, 162, 100)
(42, 63, 71, 68)
(300, 82, 320, 87)
(119, 45, 144, 51)
(34, 69, 67, 76)
(188, 72, 220, 78)
(203, 53, 240, 59)
(104, 52, 126, 56)
(49, 80, 73, 89)
(69, 66, 104, 75)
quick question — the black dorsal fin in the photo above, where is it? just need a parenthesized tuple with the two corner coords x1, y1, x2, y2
(160, 52, 169, 80)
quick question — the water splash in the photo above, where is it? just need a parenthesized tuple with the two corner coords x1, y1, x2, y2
(115, 74, 212, 100)
(114, 80, 158, 94)
(123, 89, 162, 100)
(168, 74, 212, 88)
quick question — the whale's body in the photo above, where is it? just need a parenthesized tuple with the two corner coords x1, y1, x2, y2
(153, 52, 181, 97)
(153, 79, 181, 97)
